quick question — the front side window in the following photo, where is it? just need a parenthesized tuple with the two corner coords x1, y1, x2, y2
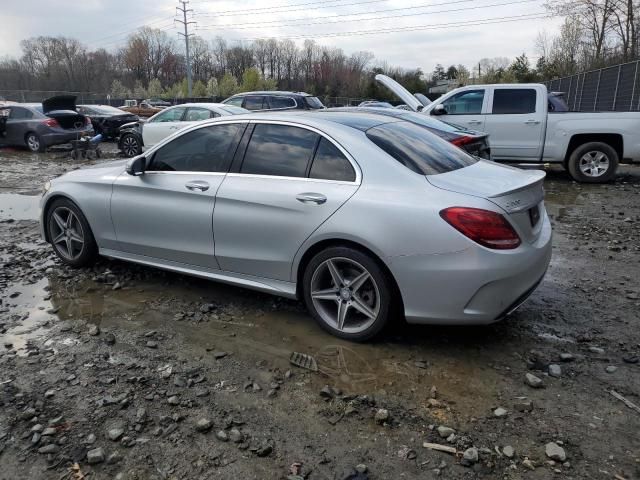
(269, 96, 296, 109)
(184, 108, 214, 121)
(225, 97, 244, 107)
(150, 107, 185, 123)
(241, 124, 318, 177)
(243, 96, 265, 111)
(309, 138, 355, 181)
(148, 123, 243, 172)
(441, 90, 484, 115)
(492, 89, 537, 114)
(366, 121, 478, 175)
(304, 96, 324, 109)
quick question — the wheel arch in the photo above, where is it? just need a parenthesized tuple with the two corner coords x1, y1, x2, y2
(42, 193, 93, 243)
(563, 133, 623, 168)
(295, 238, 405, 315)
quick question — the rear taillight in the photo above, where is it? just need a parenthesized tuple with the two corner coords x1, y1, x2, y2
(451, 135, 475, 147)
(440, 207, 521, 250)
(42, 118, 59, 128)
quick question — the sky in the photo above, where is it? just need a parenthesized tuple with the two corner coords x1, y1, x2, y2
(0, 0, 562, 74)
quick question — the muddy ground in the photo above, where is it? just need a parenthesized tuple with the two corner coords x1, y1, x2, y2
(0, 143, 639, 480)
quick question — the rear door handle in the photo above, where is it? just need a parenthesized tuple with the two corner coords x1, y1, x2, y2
(185, 180, 210, 192)
(296, 192, 327, 205)
(524, 119, 541, 125)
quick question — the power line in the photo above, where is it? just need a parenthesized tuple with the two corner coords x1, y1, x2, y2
(196, 0, 541, 31)
(98, 23, 177, 50)
(85, 16, 176, 47)
(194, 0, 392, 18)
(176, 0, 196, 96)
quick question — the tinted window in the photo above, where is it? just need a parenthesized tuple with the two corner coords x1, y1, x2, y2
(225, 97, 244, 107)
(441, 90, 484, 115)
(148, 123, 243, 172)
(241, 124, 318, 177)
(220, 105, 248, 115)
(492, 89, 536, 114)
(184, 108, 214, 121)
(366, 121, 478, 175)
(548, 93, 569, 112)
(304, 97, 324, 109)
(150, 107, 185, 122)
(9, 107, 33, 120)
(243, 96, 265, 111)
(269, 96, 296, 109)
(309, 138, 355, 181)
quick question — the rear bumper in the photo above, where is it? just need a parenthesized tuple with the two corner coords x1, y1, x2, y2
(390, 213, 552, 325)
(42, 128, 94, 147)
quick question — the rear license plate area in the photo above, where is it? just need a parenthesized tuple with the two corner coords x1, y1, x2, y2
(528, 205, 540, 227)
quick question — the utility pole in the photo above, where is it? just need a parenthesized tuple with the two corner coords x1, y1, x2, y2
(176, 0, 195, 97)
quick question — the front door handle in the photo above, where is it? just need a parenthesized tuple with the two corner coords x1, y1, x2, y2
(468, 120, 482, 125)
(185, 180, 210, 192)
(296, 192, 327, 205)
(524, 119, 541, 125)
(169, 125, 180, 130)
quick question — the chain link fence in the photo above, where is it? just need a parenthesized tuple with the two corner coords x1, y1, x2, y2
(544, 60, 640, 112)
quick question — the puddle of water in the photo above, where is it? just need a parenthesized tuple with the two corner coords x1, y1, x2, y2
(0, 193, 40, 220)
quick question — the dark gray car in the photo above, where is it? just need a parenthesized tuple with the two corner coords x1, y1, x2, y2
(0, 96, 93, 152)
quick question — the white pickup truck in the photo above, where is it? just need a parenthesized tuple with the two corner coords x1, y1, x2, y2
(377, 75, 640, 183)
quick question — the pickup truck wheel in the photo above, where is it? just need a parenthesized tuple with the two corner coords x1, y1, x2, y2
(567, 142, 618, 183)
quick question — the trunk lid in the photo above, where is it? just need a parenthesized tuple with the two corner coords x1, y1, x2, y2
(427, 160, 546, 243)
(42, 95, 77, 114)
(375, 74, 424, 112)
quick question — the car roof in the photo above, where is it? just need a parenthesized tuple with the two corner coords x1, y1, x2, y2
(228, 91, 315, 97)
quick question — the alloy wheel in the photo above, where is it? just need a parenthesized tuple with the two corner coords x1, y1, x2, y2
(50, 207, 85, 260)
(27, 134, 40, 152)
(579, 151, 609, 177)
(310, 257, 380, 334)
(122, 136, 139, 156)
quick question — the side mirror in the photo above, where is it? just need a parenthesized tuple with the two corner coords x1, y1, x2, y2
(431, 104, 447, 116)
(126, 155, 146, 176)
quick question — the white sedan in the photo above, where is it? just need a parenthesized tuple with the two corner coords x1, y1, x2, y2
(118, 103, 248, 157)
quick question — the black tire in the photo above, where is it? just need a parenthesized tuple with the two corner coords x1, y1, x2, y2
(567, 142, 619, 183)
(25, 132, 45, 153)
(46, 198, 98, 268)
(120, 133, 142, 157)
(302, 246, 393, 342)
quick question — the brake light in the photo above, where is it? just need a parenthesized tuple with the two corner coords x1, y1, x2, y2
(451, 135, 475, 147)
(42, 118, 59, 128)
(440, 207, 521, 250)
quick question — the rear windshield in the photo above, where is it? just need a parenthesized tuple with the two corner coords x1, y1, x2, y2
(365, 121, 478, 175)
(305, 96, 324, 109)
(88, 105, 127, 115)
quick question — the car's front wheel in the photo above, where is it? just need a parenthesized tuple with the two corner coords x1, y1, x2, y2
(302, 246, 392, 341)
(46, 198, 98, 267)
(120, 133, 142, 157)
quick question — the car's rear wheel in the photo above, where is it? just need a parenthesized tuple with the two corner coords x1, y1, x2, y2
(567, 142, 618, 183)
(120, 133, 142, 157)
(303, 246, 392, 341)
(47, 198, 98, 267)
(25, 132, 45, 153)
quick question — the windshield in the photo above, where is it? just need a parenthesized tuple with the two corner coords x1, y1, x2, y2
(305, 96, 324, 109)
(220, 105, 249, 115)
(366, 121, 478, 175)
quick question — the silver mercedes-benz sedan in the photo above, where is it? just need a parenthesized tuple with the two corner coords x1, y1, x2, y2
(40, 111, 552, 341)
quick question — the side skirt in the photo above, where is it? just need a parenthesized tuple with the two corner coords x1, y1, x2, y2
(100, 248, 298, 299)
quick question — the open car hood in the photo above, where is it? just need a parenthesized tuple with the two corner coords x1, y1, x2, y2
(375, 74, 423, 112)
(42, 95, 77, 114)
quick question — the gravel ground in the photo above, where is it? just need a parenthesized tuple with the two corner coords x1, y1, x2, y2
(0, 144, 639, 480)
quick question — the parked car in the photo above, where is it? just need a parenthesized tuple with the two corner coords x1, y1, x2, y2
(0, 96, 93, 152)
(119, 101, 162, 118)
(117, 103, 248, 157)
(77, 105, 139, 139)
(376, 74, 640, 183)
(222, 91, 325, 112)
(326, 107, 491, 159)
(41, 110, 551, 341)
(144, 98, 171, 108)
(358, 101, 394, 108)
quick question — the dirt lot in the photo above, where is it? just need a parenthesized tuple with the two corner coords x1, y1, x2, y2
(0, 143, 639, 480)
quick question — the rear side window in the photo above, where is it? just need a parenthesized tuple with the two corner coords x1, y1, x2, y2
(269, 96, 296, 109)
(9, 107, 33, 120)
(492, 89, 536, 114)
(241, 124, 318, 177)
(366, 121, 478, 175)
(148, 123, 243, 172)
(309, 138, 356, 181)
(243, 96, 265, 111)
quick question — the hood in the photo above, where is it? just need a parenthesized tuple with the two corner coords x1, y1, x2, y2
(83, 158, 129, 170)
(375, 74, 423, 112)
(427, 160, 545, 213)
(43, 95, 77, 114)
